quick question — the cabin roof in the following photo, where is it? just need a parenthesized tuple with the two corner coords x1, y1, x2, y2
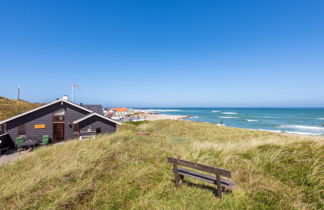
(73, 112, 121, 125)
(81, 105, 103, 114)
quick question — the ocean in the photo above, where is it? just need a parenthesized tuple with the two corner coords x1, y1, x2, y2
(138, 108, 324, 136)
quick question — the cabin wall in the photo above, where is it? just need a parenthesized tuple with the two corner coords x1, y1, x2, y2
(79, 115, 116, 135)
(5, 103, 61, 143)
(5, 102, 91, 143)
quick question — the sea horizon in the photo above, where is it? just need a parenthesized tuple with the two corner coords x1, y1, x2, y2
(134, 107, 324, 136)
(130, 107, 324, 109)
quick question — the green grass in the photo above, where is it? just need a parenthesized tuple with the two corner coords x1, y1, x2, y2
(0, 96, 40, 120)
(124, 120, 150, 126)
(0, 120, 323, 209)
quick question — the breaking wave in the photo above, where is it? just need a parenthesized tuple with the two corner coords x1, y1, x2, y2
(258, 129, 281, 133)
(246, 119, 259, 122)
(284, 131, 320, 136)
(219, 116, 239, 119)
(317, 118, 324, 120)
(279, 125, 324, 131)
(262, 116, 284, 119)
(221, 112, 238, 115)
(139, 109, 181, 112)
(211, 110, 220, 113)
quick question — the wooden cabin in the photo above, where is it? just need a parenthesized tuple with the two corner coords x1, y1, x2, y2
(0, 98, 121, 148)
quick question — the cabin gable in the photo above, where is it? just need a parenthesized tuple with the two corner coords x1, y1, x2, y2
(79, 115, 116, 136)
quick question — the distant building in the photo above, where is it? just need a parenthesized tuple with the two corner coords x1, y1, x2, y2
(108, 108, 134, 116)
(111, 108, 128, 115)
(0, 97, 121, 149)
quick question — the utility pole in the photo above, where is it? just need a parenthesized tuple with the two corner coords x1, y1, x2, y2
(17, 86, 20, 100)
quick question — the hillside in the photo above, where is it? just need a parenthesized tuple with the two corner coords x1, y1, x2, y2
(0, 97, 40, 121)
(0, 120, 323, 209)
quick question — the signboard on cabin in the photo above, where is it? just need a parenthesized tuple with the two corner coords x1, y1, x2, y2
(34, 124, 46, 129)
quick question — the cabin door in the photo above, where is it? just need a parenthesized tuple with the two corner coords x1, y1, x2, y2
(53, 123, 64, 143)
(52, 108, 65, 143)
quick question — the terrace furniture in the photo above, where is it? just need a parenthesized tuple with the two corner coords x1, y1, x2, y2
(79, 135, 96, 140)
(20, 138, 38, 150)
(15, 135, 26, 149)
(167, 157, 235, 198)
(40, 135, 49, 146)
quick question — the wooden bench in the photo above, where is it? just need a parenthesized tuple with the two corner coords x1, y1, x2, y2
(167, 157, 235, 198)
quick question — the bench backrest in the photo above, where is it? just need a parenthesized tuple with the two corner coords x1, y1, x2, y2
(168, 157, 231, 178)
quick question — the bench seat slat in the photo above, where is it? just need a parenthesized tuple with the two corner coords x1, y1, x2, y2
(173, 168, 235, 189)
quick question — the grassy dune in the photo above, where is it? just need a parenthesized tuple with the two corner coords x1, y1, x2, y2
(0, 97, 40, 120)
(0, 120, 323, 209)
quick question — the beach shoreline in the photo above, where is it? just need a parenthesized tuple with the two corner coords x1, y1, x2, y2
(134, 110, 191, 121)
(134, 110, 324, 138)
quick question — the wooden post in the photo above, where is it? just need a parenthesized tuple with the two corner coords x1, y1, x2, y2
(173, 163, 181, 188)
(216, 174, 222, 198)
(179, 174, 184, 186)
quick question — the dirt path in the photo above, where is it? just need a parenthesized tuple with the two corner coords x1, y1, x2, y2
(0, 150, 29, 167)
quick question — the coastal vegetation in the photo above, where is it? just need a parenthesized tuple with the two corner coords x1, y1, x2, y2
(0, 120, 323, 209)
(125, 120, 150, 126)
(0, 97, 40, 121)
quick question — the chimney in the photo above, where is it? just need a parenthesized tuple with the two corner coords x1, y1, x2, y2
(62, 95, 69, 101)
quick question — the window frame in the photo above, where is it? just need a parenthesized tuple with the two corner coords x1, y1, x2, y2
(96, 127, 101, 134)
(17, 124, 26, 136)
(53, 108, 66, 123)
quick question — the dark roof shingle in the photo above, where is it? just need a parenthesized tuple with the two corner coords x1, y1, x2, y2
(81, 105, 103, 115)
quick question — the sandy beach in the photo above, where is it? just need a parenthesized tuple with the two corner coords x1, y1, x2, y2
(134, 110, 190, 121)
(142, 113, 190, 121)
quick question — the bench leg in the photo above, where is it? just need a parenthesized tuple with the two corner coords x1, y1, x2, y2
(175, 173, 180, 188)
(173, 164, 182, 188)
(216, 174, 223, 198)
(175, 175, 184, 187)
(178, 174, 184, 187)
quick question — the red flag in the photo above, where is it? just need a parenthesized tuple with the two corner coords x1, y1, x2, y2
(72, 84, 80, 89)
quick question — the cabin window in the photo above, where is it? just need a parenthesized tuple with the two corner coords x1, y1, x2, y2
(73, 124, 79, 132)
(53, 108, 65, 123)
(96, 127, 101, 134)
(18, 124, 26, 136)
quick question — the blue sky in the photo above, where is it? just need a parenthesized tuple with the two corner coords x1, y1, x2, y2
(0, 0, 324, 107)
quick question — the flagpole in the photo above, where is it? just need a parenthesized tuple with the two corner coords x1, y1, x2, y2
(71, 85, 74, 102)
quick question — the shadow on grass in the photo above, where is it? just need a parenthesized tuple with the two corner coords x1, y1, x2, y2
(173, 179, 232, 197)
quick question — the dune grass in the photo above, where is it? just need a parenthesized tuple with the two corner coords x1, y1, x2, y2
(0, 120, 323, 209)
(0, 96, 40, 120)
